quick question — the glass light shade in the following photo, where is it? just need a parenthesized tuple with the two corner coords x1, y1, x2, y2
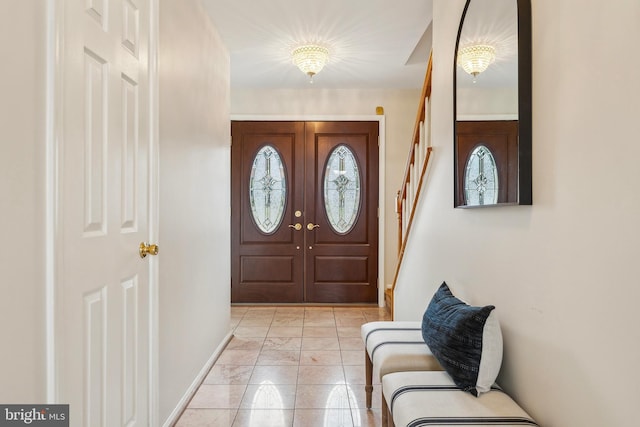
(457, 44, 496, 77)
(292, 44, 329, 78)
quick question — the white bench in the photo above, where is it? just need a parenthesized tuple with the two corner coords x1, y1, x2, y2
(382, 371, 537, 427)
(361, 321, 443, 423)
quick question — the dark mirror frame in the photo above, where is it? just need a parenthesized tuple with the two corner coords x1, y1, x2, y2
(453, 0, 532, 208)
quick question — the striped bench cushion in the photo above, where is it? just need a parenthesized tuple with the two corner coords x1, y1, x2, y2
(383, 371, 537, 427)
(361, 321, 441, 380)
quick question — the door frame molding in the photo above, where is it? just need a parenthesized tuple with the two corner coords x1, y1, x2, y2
(231, 114, 386, 307)
(148, 0, 160, 423)
(45, 1, 160, 422)
(45, 0, 63, 403)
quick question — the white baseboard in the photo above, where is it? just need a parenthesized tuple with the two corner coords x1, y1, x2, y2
(162, 331, 234, 427)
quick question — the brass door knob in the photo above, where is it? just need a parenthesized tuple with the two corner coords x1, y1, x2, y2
(139, 242, 159, 258)
(288, 223, 302, 231)
(307, 223, 320, 231)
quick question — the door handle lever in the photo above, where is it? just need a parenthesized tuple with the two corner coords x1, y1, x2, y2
(307, 223, 320, 231)
(288, 223, 302, 231)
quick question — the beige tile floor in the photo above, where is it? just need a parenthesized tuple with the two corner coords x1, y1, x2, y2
(175, 306, 390, 427)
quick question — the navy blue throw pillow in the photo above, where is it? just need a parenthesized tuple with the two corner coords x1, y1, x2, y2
(422, 282, 496, 396)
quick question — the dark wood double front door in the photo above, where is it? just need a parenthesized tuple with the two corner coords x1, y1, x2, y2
(455, 120, 518, 206)
(231, 121, 379, 303)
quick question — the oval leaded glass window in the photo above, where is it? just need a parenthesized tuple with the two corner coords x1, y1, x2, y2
(249, 145, 287, 234)
(464, 145, 499, 206)
(323, 145, 361, 234)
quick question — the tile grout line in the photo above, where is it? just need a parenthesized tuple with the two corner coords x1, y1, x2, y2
(235, 307, 273, 425)
(182, 306, 390, 426)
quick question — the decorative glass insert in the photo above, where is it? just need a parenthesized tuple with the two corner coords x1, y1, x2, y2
(323, 145, 361, 234)
(249, 145, 287, 234)
(464, 145, 499, 205)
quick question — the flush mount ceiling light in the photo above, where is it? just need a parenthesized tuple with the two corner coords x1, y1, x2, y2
(457, 44, 496, 79)
(291, 44, 329, 83)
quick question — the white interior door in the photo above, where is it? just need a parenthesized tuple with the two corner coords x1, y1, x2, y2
(57, 0, 154, 425)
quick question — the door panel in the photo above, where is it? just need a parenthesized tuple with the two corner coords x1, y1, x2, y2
(232, 121, 378, 304)
(231, 122, 305, 303)
(304, 122, 379, 303)
(58, 0, 152, 424)
(240, 256, 295, 282)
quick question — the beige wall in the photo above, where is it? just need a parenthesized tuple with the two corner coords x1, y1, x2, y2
(0, 1, 47, 403)
(231, 88, 422, 290)
(158, 0, 230, 423)
(0, 0, 232, 416)
(395, 1, 640, 426)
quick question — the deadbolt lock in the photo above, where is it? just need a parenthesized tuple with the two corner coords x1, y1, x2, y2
(294, 210, 302, 218)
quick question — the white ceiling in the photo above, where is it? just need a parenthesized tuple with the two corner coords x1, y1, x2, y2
(202, 0, 434, 89)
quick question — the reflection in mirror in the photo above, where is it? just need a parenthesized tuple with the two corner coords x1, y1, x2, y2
(454, 0, 531, 207)
(456, 0, 518, 118)
(464, 145, 499, 206)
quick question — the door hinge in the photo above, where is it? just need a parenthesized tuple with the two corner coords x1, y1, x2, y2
(230, 136, 233, 146)
(377, 207, 380, 218)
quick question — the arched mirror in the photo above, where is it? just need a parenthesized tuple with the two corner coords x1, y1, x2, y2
(454, 0, 531, 208)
